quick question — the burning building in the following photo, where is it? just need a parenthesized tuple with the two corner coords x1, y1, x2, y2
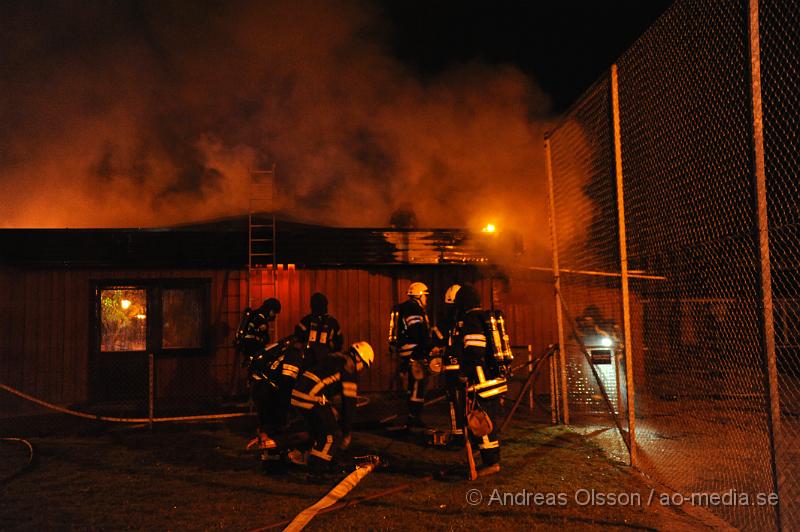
(0, 217, 556, 416)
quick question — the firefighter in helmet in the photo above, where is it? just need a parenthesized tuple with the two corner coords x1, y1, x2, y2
(453, 284, 504, 476)
(290, 341, 374, 478)
(440, 284, 466, 441)
(246, 334, 306, 466)
(238, 298, 282, 357)
(237, 298, 288, 455)
(294, 292, 344, 368)
(392, 281, 433, 428)
(239, 298, 282, 435)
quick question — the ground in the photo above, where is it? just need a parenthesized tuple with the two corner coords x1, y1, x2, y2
(1, 403, 716, 531)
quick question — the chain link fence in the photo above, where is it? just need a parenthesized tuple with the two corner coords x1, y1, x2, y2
(545, 0, 798, 529)
(762, 2, 800, 527)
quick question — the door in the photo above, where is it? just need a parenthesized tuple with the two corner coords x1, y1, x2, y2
(90, 280, 210, 406)
(91, 286, 149, 404)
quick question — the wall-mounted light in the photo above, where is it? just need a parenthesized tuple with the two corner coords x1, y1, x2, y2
(120, 299, 131, 310)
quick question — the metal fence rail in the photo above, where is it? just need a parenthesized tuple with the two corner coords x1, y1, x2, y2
(545, 0, 798, 529)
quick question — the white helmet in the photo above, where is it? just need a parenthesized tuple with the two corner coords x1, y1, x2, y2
(407, 282, 429, 298)
(444, 284, 461, 305)
(350, 341, 374, 369)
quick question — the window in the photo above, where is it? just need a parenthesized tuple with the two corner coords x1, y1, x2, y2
(100, 288, 148, 352)
(161, 288, 203, 349)
(95, 279, 210, 356)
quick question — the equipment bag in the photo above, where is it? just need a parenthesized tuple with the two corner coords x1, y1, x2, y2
(467, 408, 494, 437)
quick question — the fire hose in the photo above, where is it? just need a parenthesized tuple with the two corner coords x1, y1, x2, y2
(0, 383, 251, 423)
(0, 382, 370, 425)
(0, 437, 34, 483)
(252, 471, 435, 531)
(250, 458, 383, 532)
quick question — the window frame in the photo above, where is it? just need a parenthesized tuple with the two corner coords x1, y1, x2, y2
(92, 278, 212, 358)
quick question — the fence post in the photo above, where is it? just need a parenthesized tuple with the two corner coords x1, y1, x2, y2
(610, 64, 637, 467)
(528, 346, 534, 412)
(148, 352, 154, 430)
(545, 138, 569, 425)
(550, 356, 556, 423)
(748, 0, 783, 528)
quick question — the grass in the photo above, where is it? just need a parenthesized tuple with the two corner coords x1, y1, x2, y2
(0, 406, 711, 531)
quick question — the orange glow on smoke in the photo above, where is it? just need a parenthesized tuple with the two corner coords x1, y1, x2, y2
(0, 0, 557, 267)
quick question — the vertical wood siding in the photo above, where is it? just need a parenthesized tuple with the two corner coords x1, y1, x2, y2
(0, 265, 557, 406)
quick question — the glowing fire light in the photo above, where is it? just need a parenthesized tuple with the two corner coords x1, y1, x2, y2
(482, 223, 496, 233)
(135, 314, 146, 320)
(120, 299, 131, 309)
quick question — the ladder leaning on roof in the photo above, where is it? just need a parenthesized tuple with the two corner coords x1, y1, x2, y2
(247, 165, 278, 337)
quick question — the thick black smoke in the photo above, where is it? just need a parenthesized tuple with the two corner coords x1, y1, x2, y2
(0, 0, 554, 260)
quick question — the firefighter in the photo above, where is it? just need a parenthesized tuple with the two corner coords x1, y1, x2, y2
(294, 292, 344, 368)
(274, 336, 307, 429)
(290, 341, 374, 478)
(453, 284, 504, 476)
(246, 335, 306, 464)
(237, 298, 282, 357)
(394, 282, 433, 428)
(440, 284, 465, 442)
(237, 298, 283, 445)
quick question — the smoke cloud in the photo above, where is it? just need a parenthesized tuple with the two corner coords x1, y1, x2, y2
(0, 0, 554, 260)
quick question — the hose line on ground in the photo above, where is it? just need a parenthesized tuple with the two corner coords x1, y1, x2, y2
(0, 437, 34, 483)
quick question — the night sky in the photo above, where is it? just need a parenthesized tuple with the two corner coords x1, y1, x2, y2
(0, 0, 674, 243)
(379, 1, 674, 111)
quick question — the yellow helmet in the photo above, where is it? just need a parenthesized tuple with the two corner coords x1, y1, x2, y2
(407, 282, 429, 298)
(444, 284, 461, 305)
(350, 341, 374, 368)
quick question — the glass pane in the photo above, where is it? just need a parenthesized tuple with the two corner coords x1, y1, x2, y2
(162, 288, 202, 349)
(100, 288, 147, 352)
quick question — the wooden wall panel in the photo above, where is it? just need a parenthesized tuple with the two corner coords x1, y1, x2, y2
(365, 270, 381, 391)
(22, 271, 36, 394)
(74, 270, 92, 403)
(218, 270, 237, 392)
(0, 265, 558, 404)
(39, 270, 52, 400)
(29, 272, 40, 397)
(48, 270, 64, 402)
(289, 266, 302, 335)
(26, 272, 37, 396)
(0, 270, 11, 387)
(207, 270, 222, 391)
(62, 270, 78, 403)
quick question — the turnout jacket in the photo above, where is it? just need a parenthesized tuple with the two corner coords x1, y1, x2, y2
(454, 308, 508, 399)
(248, 340, 305, 415)
(294, 313, 343, 366)
(290, 353, 359, 433)
(396, 299, 431, 360)
(242, 307, 272, 347)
